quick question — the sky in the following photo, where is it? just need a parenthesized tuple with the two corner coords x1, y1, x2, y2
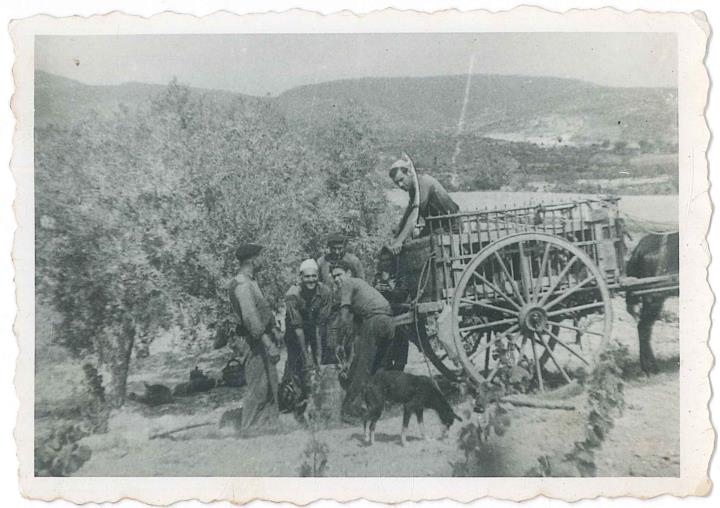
(35, 33, 677, 96)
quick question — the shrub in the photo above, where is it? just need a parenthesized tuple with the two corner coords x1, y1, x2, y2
(526, 341, 628, 477)
(36, 82, 388, 404)
(35, 423, 92, 476)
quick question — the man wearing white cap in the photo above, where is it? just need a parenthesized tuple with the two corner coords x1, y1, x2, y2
(387, 153, 459, 254)
(280, 259, 333, 418)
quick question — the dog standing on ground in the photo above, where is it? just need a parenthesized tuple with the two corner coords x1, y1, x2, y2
(362, 370, 461, 446)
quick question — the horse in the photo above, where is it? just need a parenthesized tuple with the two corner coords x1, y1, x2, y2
(625, 231, 679, 374)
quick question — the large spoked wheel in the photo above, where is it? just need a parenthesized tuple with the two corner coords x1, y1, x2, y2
(417, 323, 463, 381)
(451, 232, 612, 390)
(396, 318, 463, 381)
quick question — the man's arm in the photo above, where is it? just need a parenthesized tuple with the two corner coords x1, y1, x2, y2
(313, 325, 322, 367)
(389, 204, 418, 254)
(347, 254, 366, 281)
(389, 170, 421, 254)
(338, 306, 353, 327)
(238, 282, 279, 361)
(338, 281, 355, 327)
(285, 292, 310, 367)
(294, 327, 311, 367)
(234, 283, 266, 339)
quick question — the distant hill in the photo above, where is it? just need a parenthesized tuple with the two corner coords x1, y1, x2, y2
(35, 71, 677, 146)
(34, 71, 252, 128)
(34, 71, 678, 194)
(277, 74, 677, 145)
(36, 71, 157, 127)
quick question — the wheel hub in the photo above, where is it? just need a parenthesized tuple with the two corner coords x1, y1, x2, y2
(519, 305, 548, 333)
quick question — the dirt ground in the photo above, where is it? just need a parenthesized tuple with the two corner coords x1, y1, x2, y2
(71, 297, 679, 477)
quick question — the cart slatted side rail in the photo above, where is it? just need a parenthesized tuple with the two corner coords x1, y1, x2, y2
(425, 198, 625, 302)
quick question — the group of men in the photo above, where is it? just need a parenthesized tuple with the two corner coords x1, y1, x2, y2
(228, 155, 459, 432)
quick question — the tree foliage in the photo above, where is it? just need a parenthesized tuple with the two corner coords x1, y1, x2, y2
(36, 81, 389, 403)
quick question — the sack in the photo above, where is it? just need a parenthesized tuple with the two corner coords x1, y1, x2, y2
(222, 358, 246, 387)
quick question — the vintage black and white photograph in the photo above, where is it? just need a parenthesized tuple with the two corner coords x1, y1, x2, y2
(11, 7, 712, 503)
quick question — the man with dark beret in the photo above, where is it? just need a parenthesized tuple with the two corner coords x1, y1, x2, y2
(317, 233, 366, 375)
(229, 243, 280, 434)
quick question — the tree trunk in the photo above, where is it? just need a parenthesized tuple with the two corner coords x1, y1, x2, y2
(108, 318, 136, 407)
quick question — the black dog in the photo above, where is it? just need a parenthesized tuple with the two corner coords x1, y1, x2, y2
(362, 370, 461, 446)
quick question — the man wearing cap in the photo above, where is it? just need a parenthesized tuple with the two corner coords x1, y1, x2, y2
(229, 243, 280, 434)
(317, 233, 365, 288)
(331, 260, 394, 421)
(280, 259, 333, 418)
(317, 233, 365, 375)
(387, 153, 460, 254)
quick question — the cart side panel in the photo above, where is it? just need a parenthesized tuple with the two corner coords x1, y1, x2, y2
(424, 197, 625, 296)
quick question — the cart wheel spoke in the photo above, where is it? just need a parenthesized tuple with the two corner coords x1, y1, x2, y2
(538, 255, 578, 306)
(459, 316, 518, 334)
(518, 240, 532, 302)
(548, 320, 604, 337)
(459, 298, 519, 316)
(534, 332, 572, 384)
(471, 271, 522, 310)
(528, 330, 544, 391)
(532, 242, 552, 303)
(452, 232, 612, 388)
(468, 325, 519, 361)
(544, 274, 597, 311)
(493, 251, 526, 306)
(544, 326, 591, 366)
(546, 301, 606, 318)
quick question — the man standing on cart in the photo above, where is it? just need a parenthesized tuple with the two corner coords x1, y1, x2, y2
(385, 153, 460, 255)
(379, 154, 460, 370)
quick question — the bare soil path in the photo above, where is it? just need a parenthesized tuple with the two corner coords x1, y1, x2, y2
(75, 297, 679, 477)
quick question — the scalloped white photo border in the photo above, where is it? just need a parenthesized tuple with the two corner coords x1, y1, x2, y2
(10, 7, 712, 503)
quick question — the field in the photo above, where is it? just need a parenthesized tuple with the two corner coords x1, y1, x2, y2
(35, 191, 680, 478)
(58, 298, 678, 477)
(32, 54, 682, 481)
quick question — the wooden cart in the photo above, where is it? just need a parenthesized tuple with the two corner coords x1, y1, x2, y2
(392, 197, 678, 388)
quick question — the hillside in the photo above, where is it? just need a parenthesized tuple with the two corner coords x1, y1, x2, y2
(34, 71, 678, 194)
(34, 71, 253, 128)
(277, 74, 677, 146)
(36, 71, 677, 147)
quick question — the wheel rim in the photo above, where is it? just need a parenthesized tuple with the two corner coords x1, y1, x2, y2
(418, 326, 463, 381)
(451, 232, 612, 389)
(398, 318, 463, 381)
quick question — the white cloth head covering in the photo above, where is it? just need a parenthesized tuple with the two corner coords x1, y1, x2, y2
(391, 158, 412, 170)
(391, 152, 415, 171)
(299, 258, 319, 275)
